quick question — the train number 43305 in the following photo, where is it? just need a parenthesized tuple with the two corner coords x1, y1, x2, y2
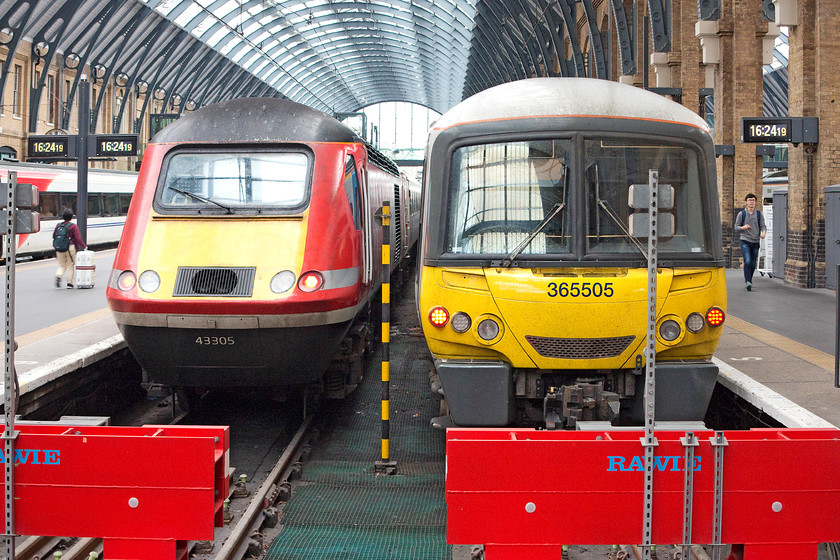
(195, 336, 235, 345)
(547, 281, 614, 298)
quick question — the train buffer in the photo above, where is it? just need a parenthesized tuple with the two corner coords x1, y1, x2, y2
(3, 423, 229, 560)
(446, 427, 840, 560)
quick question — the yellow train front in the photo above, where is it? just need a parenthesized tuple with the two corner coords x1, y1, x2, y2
(108, 97, 419, 394)
(418, 78, 727, 427)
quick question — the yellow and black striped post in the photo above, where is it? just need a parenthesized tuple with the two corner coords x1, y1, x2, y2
(375, 201, 397, 474)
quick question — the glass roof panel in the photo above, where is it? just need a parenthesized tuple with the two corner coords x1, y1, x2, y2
(144, 0, 479, 113)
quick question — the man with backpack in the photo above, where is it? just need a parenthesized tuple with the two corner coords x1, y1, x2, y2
(734, 193, 766, 292)
(53, 208, 87, 289)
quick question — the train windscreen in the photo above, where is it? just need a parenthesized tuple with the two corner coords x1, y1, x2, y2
(446, 140, 572, 255)
(444, 138, 708, 258)
(158, 151, 309, 212)
(584, 139, 707, 255)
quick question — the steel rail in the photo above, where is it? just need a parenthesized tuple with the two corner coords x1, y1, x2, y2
(212, 413, 314, 560)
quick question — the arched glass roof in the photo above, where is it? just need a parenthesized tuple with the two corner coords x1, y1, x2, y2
(0, 0, 788, 127)
(141, 0, 478, 114)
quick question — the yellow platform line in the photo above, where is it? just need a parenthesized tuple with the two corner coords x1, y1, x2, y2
(15, 307, 112, 349)
(725, 315, 835, 372)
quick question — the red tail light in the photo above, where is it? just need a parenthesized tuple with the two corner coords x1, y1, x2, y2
(429, 306, 449, 327)
(706, 307, 725, 327)
(298, 271, 324, 292)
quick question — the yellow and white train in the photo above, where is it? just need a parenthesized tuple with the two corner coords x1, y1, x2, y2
(417, 78, 726, 427)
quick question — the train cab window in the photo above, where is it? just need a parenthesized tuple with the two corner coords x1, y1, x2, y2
(343, 155, 362, 229)
(38, 192, 58, 219)
(87, 193, 102, 217)
(103, 193, 120, 217)
(584, 139, 707, 256)
(445, 140, 571, 256)
(156, 151, 310, 214)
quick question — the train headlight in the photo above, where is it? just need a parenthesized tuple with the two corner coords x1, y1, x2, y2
(429, 306, 449, 327)
(117, 271, 136, 292)
(477, 317, 500, 341)
(450, 312, 471, 333)
(686, 312, 705, 333)
(138, 270, 161, 293)
(270, 271, 296, 294)
(658, 319, 682, 342)
(298, 271, 324, 292)
(706, 307, 725, 327)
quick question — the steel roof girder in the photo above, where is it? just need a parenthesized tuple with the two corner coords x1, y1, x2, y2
(516, 0, 558, 77)
(581, 0, 608, 79)
(472, 4, 525, 81)
(480, 2, 529, 75)
(58, 0, 125, 130)
(494, 0, 543, 77)
(611, 0, 637, 75)
(158, 41, 204, 110)
(27, 1, 78, 132)
(647, 0, 671, 51)
(0, 0, 38, 120)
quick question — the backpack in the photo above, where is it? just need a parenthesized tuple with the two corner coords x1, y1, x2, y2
(739, 209, 762, 228)
(53, 222, 71, 252)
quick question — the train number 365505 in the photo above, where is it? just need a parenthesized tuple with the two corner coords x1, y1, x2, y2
(547, 281, 614, 298)
(195, 336, 235, 345)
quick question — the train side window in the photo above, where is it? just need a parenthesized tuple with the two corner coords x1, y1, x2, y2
(119, 194, 132, 215)
(60, 194, 77, 215)
(87, 193, 102, 217)
(344, 155, 362, 229)
(38, 193, 58, 219)
(103, 194, 120, 217)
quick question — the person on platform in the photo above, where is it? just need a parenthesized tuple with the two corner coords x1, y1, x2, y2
(53, 208, 87, 289)
(734, 193, 766, 292)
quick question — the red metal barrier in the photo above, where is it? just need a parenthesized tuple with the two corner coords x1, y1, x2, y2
(4, 424, 229, 560)
(446, 427, 840, 560)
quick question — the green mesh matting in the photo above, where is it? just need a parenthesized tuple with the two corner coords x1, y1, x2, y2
(266, 288, 448, 559)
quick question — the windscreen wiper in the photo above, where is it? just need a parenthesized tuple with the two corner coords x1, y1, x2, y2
(591, 164, 647, 259)
(501, 201, 566, 268)
(169, 187, 233, 214)
(596, 198, 648, 259)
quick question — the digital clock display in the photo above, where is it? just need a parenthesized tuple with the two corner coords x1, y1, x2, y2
(741, 118, 793, 143)
(95, 135, 138, 156)
(28, 136, 69, 157)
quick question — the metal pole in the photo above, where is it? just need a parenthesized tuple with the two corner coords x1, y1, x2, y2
(375, 201, 396, 474)
(4, 173, 18, 560)
(835, 263, 839, 388)
(77, 78, 90, 245)
(641, 170, 659, 560)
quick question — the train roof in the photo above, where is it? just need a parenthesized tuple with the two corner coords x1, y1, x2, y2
(151, 97, 362, 145)
(432, 77, 710, 133)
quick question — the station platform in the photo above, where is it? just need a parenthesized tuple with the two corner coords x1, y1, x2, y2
(8, 267, 840, 429)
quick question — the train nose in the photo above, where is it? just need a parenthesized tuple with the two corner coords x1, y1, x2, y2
(483, 268, 674, 369)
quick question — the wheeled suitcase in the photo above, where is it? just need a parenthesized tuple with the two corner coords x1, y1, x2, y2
(74, 249, 96, 289)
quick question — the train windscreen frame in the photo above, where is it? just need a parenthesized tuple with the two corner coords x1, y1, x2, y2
(442, 135, 710, 262)
(154, 146, 313, 215)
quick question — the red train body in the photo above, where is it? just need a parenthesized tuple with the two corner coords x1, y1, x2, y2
(106, 98, 420, 392)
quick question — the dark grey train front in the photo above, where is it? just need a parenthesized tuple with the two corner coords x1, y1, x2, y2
(417, 78, 727, 427)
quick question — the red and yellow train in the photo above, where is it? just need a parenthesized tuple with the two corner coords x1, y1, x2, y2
(106, 97, 420, 397)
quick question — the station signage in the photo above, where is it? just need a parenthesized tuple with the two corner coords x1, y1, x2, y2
(741, 116, 819, 144)
(741, 118, 792, 143)
(26, 133, 139, 160)
(94, 134, 139, 157)
(27, 135, 73, 158)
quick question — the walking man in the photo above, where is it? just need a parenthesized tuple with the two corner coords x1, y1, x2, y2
(53, 208, 87, 289)
(734, 193, 766, 291)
